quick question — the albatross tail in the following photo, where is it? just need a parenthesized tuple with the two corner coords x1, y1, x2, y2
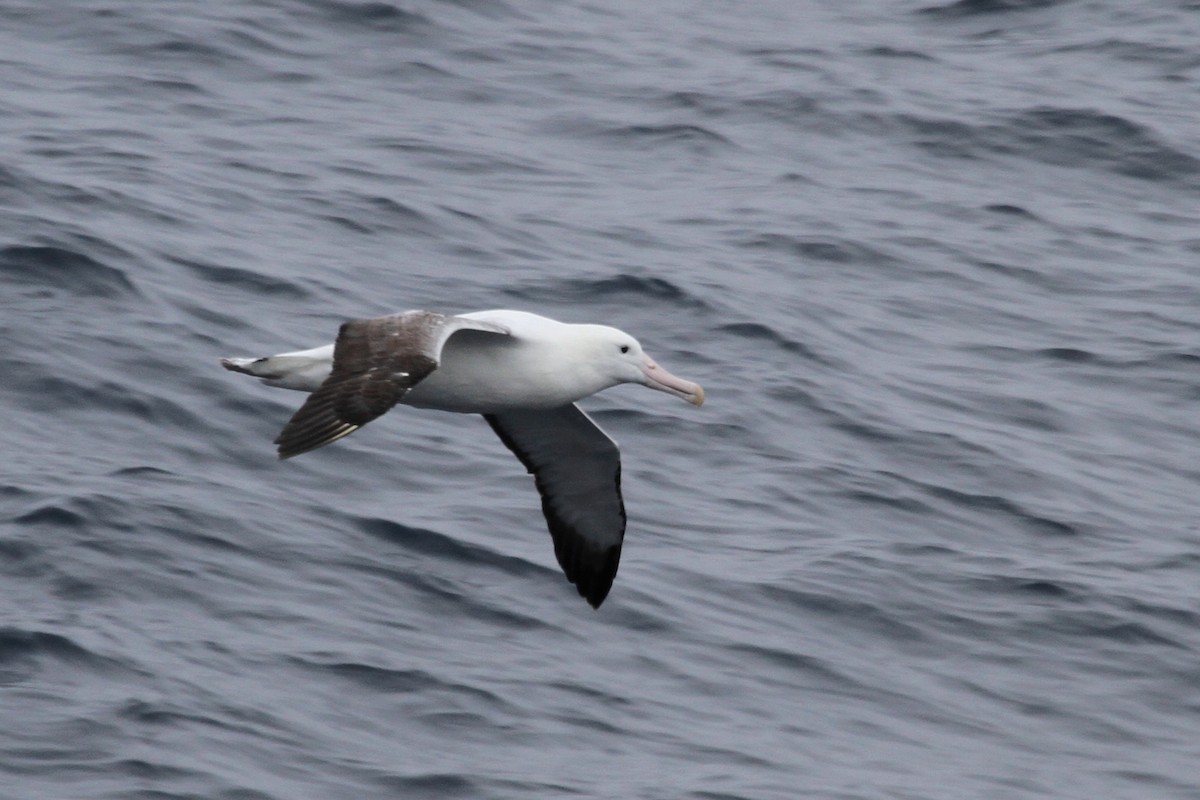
(219, 344, 334, 391)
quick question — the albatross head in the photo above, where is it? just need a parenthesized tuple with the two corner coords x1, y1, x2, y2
(580, 325, 705, 406)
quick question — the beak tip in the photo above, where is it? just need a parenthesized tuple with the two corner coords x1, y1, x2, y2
(691, 385, 705, 407)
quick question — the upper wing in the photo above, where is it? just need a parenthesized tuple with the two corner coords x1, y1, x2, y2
(274, 311, 509, 459)
(484, 405, 625, 608)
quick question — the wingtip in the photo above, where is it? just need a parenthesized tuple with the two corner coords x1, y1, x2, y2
(274, 435, 311, 460)
(564, 542, 620, 609)
(273, 423, 360, 460)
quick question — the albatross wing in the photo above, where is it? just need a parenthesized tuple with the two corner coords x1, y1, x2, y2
(484, 405, 625, 608)
(274, 311, 508, 458)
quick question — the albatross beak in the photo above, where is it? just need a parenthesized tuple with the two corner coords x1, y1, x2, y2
(641, 356, 705, 406)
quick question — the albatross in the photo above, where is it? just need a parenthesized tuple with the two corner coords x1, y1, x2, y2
(220, 309, 704, 608)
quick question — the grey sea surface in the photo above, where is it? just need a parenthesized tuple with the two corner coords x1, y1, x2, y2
(2, 1, 1199, 798)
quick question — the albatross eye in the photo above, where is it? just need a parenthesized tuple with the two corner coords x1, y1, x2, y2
(619, 345, 630, 354)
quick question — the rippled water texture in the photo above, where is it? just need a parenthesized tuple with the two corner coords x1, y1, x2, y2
(2, 1, 1199, 798)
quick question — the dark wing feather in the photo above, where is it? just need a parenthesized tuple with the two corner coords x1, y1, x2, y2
(485, 405, 625, 608)
(274, 313, 445, 459)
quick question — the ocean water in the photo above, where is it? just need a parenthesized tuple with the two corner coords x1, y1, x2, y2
(2, 1, 1199, 798)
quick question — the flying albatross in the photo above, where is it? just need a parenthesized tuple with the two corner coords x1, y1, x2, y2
(220, 309, 704, 608)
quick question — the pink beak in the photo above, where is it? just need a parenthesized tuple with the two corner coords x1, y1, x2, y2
(641, 355, 705, 406)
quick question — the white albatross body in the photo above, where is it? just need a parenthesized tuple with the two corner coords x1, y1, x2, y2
(220, 309, 704, 608)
